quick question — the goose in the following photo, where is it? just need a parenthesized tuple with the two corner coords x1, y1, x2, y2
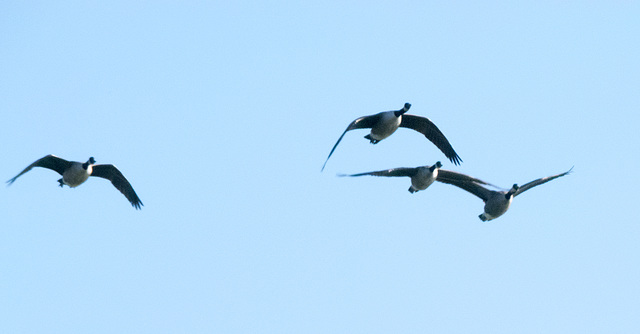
(321, 103, 462, 171)
(338, 161, 494, 193)
(438, 168, 573, 221)
(7, 154, 143, 209)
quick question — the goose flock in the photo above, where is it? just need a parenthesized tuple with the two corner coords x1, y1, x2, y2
(6, 102, 570, 218)
(324, 103, 572, 221)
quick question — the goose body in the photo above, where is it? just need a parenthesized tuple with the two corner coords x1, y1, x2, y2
(409, 164, 439, 192)
(478, 186, 517, 221)
(366, 109, 404, 143)
(7, 154, 143, 209)
(321, 103, 462, 171)
(339, 161, 493, 194)
(62, 161, 92, 187)
(438, 168, 573, 221)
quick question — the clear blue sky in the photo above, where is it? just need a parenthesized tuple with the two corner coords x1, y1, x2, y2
(2, 1, 639, 333)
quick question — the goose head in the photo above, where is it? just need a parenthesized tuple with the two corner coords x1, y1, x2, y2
(83, 157, 96, 169)
(394, 103, 412, 117)
(430, 161, 443, 172)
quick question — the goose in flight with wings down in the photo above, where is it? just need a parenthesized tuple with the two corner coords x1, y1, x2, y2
(321, 103, 462, 171)
(7, 154, 143, 209)
(437, 168, 573, 221)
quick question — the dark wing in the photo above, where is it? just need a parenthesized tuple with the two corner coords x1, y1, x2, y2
(338, 167, 417, 178)
(321, 113, 382, 171)
(437, 169, 499, 188)
(399, 114, 462, 165)
(436, 172, 493, 202)
(514, 167, 573, 198)
(6, 154, 71, 185)
(91, 164, 143, 209)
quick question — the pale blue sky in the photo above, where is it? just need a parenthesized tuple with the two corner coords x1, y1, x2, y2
(1, 1, 639, 333)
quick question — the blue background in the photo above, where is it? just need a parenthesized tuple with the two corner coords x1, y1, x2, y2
(2, 1, 639, 333)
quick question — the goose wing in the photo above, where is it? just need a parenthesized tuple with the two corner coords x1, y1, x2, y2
(321, 113, 382, 171)
(91, 164, 143, 209)
(399, 115, 462, 165)
(7, 154, 71, 185)
(437, 169, 498, 188)
(513, 167, 573, 198)
(436, 172, 493, 202)
(338, 167, 417, 178)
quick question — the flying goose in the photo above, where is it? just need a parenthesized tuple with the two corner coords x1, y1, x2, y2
(321, 103, 462, 171)
(338, 161, 494, 193)
(438, 168, 573, 221)
(7, 154, 143, 209)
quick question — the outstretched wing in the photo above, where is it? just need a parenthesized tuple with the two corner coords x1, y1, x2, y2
(321, 113, 381, 171)
(514, 167, 573, 198)
(91, 164, 143, 209)
(338, 167, 417, 178)
(436, 171, 494, 202)
(7, 154, 71, 185)
(437, 169, 498, 188)
(399, 114, 462, 165)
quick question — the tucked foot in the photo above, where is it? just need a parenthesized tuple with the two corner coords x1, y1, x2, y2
(57, 179, 64, 188)
(364, 135, 379, 144)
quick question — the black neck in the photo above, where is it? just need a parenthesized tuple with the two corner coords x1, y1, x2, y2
(394, 110, 406, 117)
